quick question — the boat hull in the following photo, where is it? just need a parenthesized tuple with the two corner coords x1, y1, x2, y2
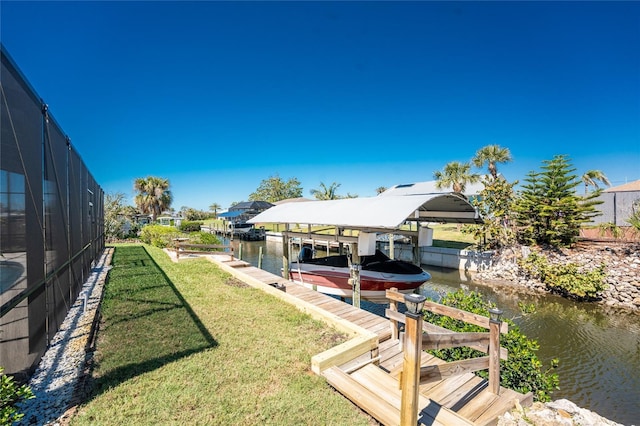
(288, 263, 430, 304)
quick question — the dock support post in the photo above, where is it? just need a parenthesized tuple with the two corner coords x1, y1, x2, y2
(389, 233, 395, 259)
(238, 243, 243, 260)
(400, 293, 426, 426)
(489, 308, 503, 395)
(258, 246, 263, 269)
(350, 243, 361, 309)
(282, 233, 290, 280)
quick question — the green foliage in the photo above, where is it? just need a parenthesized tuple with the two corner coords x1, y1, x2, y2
(104, 192, 137, 241)
(181, 207, 212, 221)
(179, 221, 203, 232)
(598, 222, 623, 239)
(133, 176, 173, 221)
(518, 252, 608, 300)
(187, 231, 221, 245)
(1, 367, 35, 424)
(249, 174, 303, 203)
(139, 225, 181, 248)
(422, 290, 559, 402)
(513, 155, 602, 247)
(627, 199, 640, 231)
(463, 177, 518, 250)
(433, 161, 480, 193)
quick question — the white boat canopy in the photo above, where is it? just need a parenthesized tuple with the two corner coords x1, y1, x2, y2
(247, 193, 481, 230)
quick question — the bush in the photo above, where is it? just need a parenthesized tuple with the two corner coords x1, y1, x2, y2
(187, 231, 221, 246)
(139, 225, 181, 248)
(422, 290, 559, 402)
(518, 252, 607, 300)
(179, 221, 203, 232)
(1, 367, 35, 424)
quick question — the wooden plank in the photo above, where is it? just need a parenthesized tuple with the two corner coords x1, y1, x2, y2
(322, 366, 400, 426)
(385, 289, 508, 333)
(422, 332, 490, 351)
(422, 372, 479, 403)
(438, 375, 486, 410)
(386, 310, 508, 360)
(469, 388, 523, 426)
(455, 387, 500, 421)
(419, 357, 490, 383)
(312, 335, 378, 374)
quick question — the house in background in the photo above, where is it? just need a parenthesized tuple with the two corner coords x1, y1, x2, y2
(590, 180, 640, 226)
(219, 201, 274, 226)
(379, 180, 485, 200)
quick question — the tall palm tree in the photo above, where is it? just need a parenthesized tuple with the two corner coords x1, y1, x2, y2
(472, 144, 512, 179)
(433, 161, 480, 194)
(582, 170, 611, 194)
(209, 202, 221, 218)
(310, 182, 342, 200)
(133, 176, 173, 222)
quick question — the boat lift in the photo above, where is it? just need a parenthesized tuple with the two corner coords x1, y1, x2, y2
(248, 193, 482, 308)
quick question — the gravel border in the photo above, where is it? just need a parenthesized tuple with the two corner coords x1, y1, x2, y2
(17, 248, 113, 426)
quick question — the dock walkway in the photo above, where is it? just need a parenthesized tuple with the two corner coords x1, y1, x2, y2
(198, 253, 532, 426)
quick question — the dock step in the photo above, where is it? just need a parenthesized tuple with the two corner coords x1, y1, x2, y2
(323, 365, 475, 426)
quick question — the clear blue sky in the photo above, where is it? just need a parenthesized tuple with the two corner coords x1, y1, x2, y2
(2, 1, 639, 211)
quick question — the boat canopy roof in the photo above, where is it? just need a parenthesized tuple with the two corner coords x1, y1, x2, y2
(247, 193, 481, 230)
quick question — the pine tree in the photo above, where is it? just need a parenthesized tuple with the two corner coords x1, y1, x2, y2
(514, 155, 602, 247)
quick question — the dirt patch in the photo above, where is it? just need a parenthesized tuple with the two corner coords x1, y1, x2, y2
(225, 277, 250, 288)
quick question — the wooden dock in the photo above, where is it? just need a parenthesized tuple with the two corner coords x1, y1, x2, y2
(200, 254, 533, 426)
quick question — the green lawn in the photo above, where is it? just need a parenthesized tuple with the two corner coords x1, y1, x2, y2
(71, 244, 374, 425)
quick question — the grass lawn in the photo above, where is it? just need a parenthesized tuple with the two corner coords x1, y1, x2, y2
(71, 244, 375, 425)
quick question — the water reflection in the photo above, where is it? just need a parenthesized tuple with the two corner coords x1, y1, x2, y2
(228, 239, 640, 425)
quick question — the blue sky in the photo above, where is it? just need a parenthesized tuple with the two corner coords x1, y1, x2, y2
(2, 1, 639, 211)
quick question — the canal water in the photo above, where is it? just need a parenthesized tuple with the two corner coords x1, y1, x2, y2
(229, 238, 640, 425)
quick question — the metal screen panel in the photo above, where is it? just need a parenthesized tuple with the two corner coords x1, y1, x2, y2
(0, 49, 46, 374)
(1, 46, 104, 377)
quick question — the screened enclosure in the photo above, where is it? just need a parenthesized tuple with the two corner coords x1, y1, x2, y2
(1, 45, 104, 377)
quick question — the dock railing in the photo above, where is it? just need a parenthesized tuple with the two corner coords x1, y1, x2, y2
(173, 241, 234, 260)
(385, 288, 508, 425)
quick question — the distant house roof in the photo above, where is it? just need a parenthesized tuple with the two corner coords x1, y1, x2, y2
(380, 180, 485, 197)
(248, 193, 481, 229)
(229, 201, 274, 211)
(604, 180, 640, 193)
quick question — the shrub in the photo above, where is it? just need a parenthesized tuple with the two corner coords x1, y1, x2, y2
(139, 225, 181, 248)
(1, 367, 35, 424)
(187, 231, 221, 246)
(422, 290, 559, 402)
(518, 252, 607, 300)
(179, 221, 203, 232)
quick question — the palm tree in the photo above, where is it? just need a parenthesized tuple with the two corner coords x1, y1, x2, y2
(209, 202, 221, 218)
(433, 161, 480, 194)
(472, 144, 512, 179)
(582, 170, 611, 194)
(133, 176, 173, 222)
(310, 182, 341, 200)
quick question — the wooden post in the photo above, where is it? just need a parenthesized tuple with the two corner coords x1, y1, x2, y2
(389, 287, 399, 340)
(400, 309, 422, 426)
(350, 243, 361, 309)
(238, 243, 243, 260)
(258, 246, 263, 269)
(489, 312, 502, 395)
(282, 232, 290, 280)
(389, 233, 395, 259)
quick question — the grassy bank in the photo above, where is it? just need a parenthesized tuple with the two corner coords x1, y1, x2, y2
(71, 244, 374, 425)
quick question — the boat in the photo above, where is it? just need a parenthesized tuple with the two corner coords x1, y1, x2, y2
(288, 247, 431, 303)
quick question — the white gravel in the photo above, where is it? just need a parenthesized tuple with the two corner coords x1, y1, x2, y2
(16, 248, 112, 426)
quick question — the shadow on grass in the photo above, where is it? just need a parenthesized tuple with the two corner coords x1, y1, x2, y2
(85, 245, 217, 400)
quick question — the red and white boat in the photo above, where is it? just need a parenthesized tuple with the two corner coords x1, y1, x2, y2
(288, 247, 430, 303)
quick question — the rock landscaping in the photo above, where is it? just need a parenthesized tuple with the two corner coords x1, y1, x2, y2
(476, 242, 640, 312)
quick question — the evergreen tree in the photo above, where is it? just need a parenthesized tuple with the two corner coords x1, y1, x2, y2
(514, 155, 602, 247)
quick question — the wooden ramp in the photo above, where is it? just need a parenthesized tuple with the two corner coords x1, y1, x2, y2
(205, 255, 532, 425)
